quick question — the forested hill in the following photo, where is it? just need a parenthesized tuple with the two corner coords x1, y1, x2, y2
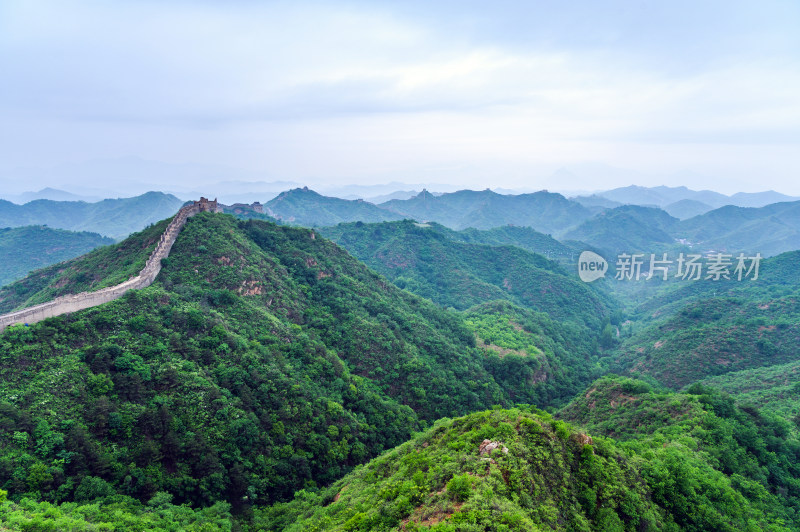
(321, 219, 612, 329)
(379, 189, 593, 234)
(556, 375, 800, 528)
(563, 205, 679, 255)
(0, 212, 596, 517)
(0, 218, 170, 313)
(673, 201, 800, 257)
(0, 191, 183, 240)
(6, 207, 800, 530)
(260, 394, 800, 530)
(0, 226, 114, 287)
(265, 187, 402, 226)
(605, 249, 800, 389)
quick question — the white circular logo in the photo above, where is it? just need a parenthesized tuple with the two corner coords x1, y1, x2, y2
(578, 251, 607, 283)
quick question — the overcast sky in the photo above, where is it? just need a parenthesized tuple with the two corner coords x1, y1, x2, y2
(1, 0, 799, 194)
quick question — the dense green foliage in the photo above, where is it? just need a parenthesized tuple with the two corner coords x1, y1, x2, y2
(261, 403, 796, 531)
(0, 213, 585, 518)
(266, 188, 402, 226)
(559, 376, 800, 529)
(258, 407, 672, 531)
(599, 248, 800, 392)
(0, 226, 114, 287)
(691, 361, 800, 426)
(464, 301, 600, 408)
(612, 295, 800, 388)
(0, 283, 415, 509)
(0, 219, 169, 313)
(0, 191, 183, 240)
(6, 197, 800, 530)
(632, 249, 800, 321)
(322, 219, 611, 329)
(450, 225, 582, 266)
(0, 490, 233, 531)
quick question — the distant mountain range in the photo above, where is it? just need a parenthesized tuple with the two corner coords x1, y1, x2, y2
(5, 183, 800, 260)
(1, 187, 104, 204)
(560, 199, 800, 257)
(380, 189, 594, 234)
(265, 187, 404, 225)
(267, 187, 595, 235)
(675, 201, 800, 256)
(252, 185, 800, 257)
(0, 191, 184, 240)
(580, 185, 800, 219)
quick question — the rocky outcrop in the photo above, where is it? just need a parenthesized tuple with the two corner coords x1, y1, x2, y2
(478, 439, 509, 455)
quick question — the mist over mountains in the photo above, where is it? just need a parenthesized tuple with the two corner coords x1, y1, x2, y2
(3, 0, 799, 526)
(6, 157, 797, 207)
(3, 194, 800, 529)
(582, 185, 800, 219)
(3, 181, 799, 275)
(255, 185, 800, 258)
(1, 176, 800, 529)
(0, 192, 184, 241)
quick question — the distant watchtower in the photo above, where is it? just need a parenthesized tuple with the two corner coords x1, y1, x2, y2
(194, 197, 222, 213)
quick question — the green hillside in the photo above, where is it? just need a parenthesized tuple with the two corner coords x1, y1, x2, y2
(0, 212, 584, 515)
(558, 376, 800, 528)
(602, 249, 800, 389)
(0, 218, 170, 313)
(0, 492, 234, 531)
(321, 219, 611, 329)
(3, 201, 800, 530)
(259, 407, 672, 531)
(265, 188, 402, 226)
(463, 301, 601, 408)
(0, 191, 184, 240)
(611, 296, 800, 388)
(450, 225, 582, 265)
(563, 205, 679, 255)
(675, 201, 800, 257)
(0, 226, 114, 287)
(261, 399, 798, 530)
(688, 361, 800, 426)
(624, 249, 800, 325)
(380, 189, 593, 234)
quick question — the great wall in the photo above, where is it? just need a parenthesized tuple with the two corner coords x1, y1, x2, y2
(0, 198, 220, 332)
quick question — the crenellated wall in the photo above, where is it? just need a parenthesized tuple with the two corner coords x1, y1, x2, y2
(0, 202, 202, 332)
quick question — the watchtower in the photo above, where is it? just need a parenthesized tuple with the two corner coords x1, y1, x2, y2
(194, 197, 221, 213)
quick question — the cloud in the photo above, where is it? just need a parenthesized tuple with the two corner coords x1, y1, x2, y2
(0, 1, 798, 192)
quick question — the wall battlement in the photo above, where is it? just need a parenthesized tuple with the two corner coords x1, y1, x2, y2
(0, 200, 206, 332)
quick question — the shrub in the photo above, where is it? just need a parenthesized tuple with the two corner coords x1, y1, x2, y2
(446, 474, 472, 502)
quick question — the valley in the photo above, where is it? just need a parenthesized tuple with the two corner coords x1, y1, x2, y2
(4, 2, 796, 528)
(1, 187, 800, 530)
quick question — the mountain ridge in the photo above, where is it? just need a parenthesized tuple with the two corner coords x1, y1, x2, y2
(0, 191, 184, 240)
